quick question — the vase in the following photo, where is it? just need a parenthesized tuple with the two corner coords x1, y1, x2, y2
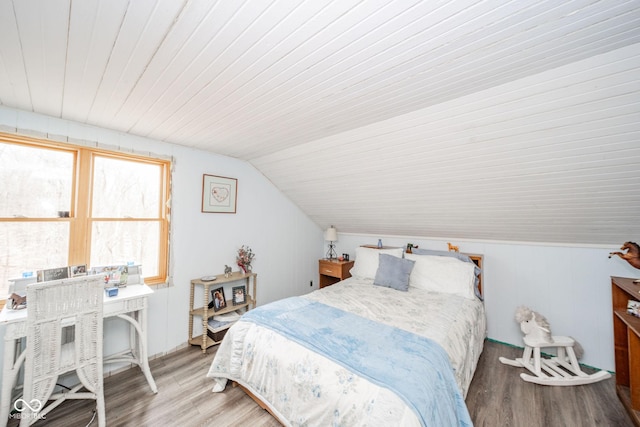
(238, 264, 246, 273)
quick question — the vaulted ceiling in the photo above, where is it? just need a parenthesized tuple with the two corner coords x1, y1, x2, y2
(1, 0, 639, 245)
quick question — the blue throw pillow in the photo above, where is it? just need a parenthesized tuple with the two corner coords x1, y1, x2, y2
(373, 254, 415, 292)
(410, 248, 483, 300)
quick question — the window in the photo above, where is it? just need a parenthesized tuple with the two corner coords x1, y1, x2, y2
(0, 133, 171, 303)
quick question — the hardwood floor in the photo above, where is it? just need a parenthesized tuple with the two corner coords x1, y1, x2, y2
(9, 340, 633, 427)
(466, 341, 633, 427)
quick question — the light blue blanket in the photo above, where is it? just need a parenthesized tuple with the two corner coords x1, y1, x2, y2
(242, 297, 472, 427)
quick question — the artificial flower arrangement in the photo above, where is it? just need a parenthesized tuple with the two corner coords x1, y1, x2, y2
(236, 245, 255, 273)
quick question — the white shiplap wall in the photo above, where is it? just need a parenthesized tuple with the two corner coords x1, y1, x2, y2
(252, 43, 640, 245)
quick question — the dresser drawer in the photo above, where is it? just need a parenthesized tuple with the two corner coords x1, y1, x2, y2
(319, 261, 343, 278)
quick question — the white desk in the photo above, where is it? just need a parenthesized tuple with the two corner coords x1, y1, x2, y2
(0, 284, 158, 426)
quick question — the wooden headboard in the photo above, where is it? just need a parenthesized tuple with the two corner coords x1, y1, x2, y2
(465, 253, 483, 297)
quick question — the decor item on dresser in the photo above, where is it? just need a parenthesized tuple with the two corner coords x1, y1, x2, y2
(609, 241, 640, 274)
(499, 306, 610, 386)
(202, 174, 237, 213)
(324, 225, 338, 259)
(236, 245, 254, 273)
(208, 246, 487, 426)
(224, 265, 232, 278)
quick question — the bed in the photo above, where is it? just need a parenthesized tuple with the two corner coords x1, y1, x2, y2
(207, 247, 486, 426)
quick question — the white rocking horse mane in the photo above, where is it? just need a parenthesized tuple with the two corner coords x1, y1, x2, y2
(514, 305, 552, 342)
(515, 306, 551, 330)
(514, 305, 584, 359)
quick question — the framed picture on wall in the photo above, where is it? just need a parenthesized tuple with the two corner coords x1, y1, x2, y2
(202, 174, 237, 213)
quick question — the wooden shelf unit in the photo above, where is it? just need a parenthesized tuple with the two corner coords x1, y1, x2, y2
(189, 271, 257, 353)
(612, 276, 640, 426)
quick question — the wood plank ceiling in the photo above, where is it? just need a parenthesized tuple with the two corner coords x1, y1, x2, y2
(1, 0, 639, 245)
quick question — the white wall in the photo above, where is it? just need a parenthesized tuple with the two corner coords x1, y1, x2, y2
(0, 106, 323, 379)
(331, 233, 639, 371)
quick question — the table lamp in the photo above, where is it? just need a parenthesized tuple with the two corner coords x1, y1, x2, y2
(325, 226, 338, 260)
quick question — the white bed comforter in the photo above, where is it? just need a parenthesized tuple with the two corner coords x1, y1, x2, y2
(207, 277, 486, 426)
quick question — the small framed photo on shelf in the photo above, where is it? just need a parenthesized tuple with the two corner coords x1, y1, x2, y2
(70, 264, 87, 277)
(37, 266, 69, 282)
(202, 174, 237, 213)
(211, 287, 227, 312)
(232, 285, 247, 305)
(90, 265, 129, 286)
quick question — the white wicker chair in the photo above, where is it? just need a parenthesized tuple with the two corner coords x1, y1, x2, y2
(19, 276, 105, 426)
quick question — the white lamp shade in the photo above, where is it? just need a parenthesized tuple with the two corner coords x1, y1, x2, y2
(325, 226, 338, 241)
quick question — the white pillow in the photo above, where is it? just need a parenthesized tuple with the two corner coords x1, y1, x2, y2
(349, 247, 405, 280)
(405, 253, 476, 299)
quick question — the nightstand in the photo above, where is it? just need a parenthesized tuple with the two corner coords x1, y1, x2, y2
(318, 259, 354, 288)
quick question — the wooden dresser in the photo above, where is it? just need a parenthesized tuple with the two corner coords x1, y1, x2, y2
(611, 276, 640, 426)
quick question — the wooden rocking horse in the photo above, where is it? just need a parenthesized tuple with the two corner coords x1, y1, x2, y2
(499, 306, 611, 386)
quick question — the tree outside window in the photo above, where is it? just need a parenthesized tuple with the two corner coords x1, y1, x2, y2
(0, 134, 170, 304)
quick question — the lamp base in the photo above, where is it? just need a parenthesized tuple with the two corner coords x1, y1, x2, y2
(326, 242, 337, 260)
